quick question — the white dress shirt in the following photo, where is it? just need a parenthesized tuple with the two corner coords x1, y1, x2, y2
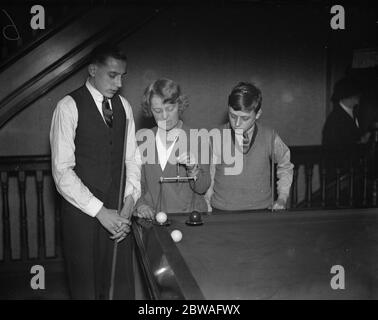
(50, 80, 141, 217)
(339, 102, 359, 128)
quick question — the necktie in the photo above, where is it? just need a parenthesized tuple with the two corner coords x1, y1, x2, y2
(353, 107, 359, 128)
(242, 131, 250, 153)
(102, 97, 113, 128)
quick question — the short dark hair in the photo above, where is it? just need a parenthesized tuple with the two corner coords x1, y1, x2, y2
(331, 77, 361, 103)
(89, 43, 127, 65)
(141, 79, 189, 118)
(228, 82, 262, 113)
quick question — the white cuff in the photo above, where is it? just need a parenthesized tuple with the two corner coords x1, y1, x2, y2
(85, 197, 103, 217)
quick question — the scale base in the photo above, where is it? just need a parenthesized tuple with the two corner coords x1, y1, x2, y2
(185, 220, 203, 226)
(153, 219, 172, 226)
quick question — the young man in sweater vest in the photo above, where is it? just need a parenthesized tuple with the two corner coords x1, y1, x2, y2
(206, 82, 293, 211)
(50, 44, 141, 299)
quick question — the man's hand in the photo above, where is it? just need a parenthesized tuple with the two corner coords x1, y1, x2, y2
(96, 206, 131, 242)
(115, 195, 135, 242)
(360, 132, 371, 144)
(135, 204, 155, 220)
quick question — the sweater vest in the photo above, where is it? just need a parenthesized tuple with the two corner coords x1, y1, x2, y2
(137, 124, 210, 213)
(69, 86, 126, 208)
(211, 123, 274, 210)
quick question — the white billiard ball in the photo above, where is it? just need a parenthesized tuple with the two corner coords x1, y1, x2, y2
(171, 230, 183, 243)
(155, 211, 167, 224)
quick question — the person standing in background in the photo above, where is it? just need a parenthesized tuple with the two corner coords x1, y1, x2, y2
(322, 77, 364, 146)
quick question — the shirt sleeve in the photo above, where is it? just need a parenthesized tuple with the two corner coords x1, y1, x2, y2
(204, 139, 217, 212)
(49, 96, 103, 217)
(119, 96, 142, 204)
(272, 133, 294, 202)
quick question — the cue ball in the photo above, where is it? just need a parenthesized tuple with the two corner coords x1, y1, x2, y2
(171, 230, 183, 243)
(156, 211, 167, 224)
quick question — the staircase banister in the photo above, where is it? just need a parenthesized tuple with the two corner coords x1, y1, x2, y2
(0, 5, 161, 129)
(0, 154, 51, 172)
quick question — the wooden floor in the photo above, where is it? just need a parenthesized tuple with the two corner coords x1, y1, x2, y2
(0, 254, 146, 300)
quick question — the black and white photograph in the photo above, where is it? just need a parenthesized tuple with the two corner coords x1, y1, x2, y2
(0, 0, 377, 304)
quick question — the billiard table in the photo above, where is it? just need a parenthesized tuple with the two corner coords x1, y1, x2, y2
(133, 208, 378, 300)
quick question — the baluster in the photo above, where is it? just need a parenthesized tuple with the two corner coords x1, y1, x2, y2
(36, 171, 46, 259)
(372, 179, 377, 207)
(290, 166, 298, 208)
(335, 167, 341, 207)
(18, 171, 29, 260)
(349, 162, 354, 208)
(363, 157, 368, 207)
(273, 163, 277, 201)
(54, 193, 62, 258)
(305, 164, 313, 208)
(321, 160, 327, 208)
(1, 172, 11, 261)
(371, 122, 378, 204)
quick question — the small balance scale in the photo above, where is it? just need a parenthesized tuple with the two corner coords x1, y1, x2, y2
(154, 162, 203, 226)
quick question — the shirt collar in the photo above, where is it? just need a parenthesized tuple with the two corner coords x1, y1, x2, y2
(233, 122, 256, 137)
(86, 79, 105, 103)
(245, 123, 256, 138)
(339, 101, 354, 119)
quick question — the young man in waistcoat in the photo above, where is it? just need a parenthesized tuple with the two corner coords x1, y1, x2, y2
(50, 44, 141, 299)
(206, 82, 293, 211)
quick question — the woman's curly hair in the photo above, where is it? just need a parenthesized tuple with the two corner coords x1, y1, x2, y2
(141, 79, 189, 118)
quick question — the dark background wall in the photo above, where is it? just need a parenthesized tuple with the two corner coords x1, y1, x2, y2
(0, 3, 376, 156)
(0, 4, 333, 155)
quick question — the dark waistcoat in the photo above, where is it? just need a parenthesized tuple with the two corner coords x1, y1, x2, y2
(69, 86, 126, 208)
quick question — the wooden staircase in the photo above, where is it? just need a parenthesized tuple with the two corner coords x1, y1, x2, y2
(0, 3, 161, 128)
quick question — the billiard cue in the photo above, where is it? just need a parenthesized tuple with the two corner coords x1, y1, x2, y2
(271, 130, 275, 212)
(109, 118, 129, 300)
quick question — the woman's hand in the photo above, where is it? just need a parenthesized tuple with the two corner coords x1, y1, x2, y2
(135, 204, 155, 220)
(177, 152, 199, 177)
